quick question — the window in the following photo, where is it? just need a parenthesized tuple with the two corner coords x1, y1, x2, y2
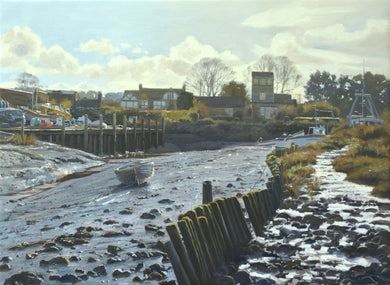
(140, 100, 148, 109)
(153, 100, 166, 110)
(260, 93, 267, 101)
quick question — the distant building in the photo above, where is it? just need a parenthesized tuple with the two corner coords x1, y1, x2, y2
(251, 72, 296, 120)
(121, 84, 184, 110)
(0, 88, 48, 108)
(73, 92, 102, 109)
(47, 90, 79, 106)
(195, 96, 247, 120)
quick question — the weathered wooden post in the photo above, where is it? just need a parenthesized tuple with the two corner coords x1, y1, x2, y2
(202, 181, 213, 204)
(61, 115, 65, 146)
(148, 118, 151, 149)
(84, 115, 88, 151)
(123, 115, 127, 153)
(133, 116, 137, 151)
(161, 117, 165, 145)
(21, 116, 25, 141)
(141, 117, 145, 151)
(113, 112, 117, 154)
(155, 119, 159, 147)
(99, 114, 104, 156)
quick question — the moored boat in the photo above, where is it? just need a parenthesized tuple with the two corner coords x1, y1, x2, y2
(275, 126, 326, 148)
(257, 130, 305, 147)
(115, 161, 155, 185)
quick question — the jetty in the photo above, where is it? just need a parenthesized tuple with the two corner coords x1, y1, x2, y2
(0, 114, 165, 156)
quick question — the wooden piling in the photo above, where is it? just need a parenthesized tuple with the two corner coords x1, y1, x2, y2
(113, 113, 117, 154)
(123, 115, 127, 153)
(133, 116, 137, 151)
(83, 115, 88, 151)
(202, 181, 213, 204)
(99, 114, 104, 156)
(21, 116, 25, 141)
(61, 115, 65, 146)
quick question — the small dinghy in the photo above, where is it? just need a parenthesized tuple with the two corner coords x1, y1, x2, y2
(115, 161, 155, 185)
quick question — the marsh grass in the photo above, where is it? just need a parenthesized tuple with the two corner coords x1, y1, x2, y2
(13, 134, 37, 145)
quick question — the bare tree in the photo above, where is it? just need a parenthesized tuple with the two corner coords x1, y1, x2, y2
(186, 58, 235, 97)
(251, 55, 301, 93)
(16, 72, 40, 91)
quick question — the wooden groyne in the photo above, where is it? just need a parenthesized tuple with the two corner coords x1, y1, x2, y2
(1, 115, 165, 156)
(165, 146, 290, 285)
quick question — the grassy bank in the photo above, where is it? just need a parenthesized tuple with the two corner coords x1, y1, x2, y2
(277, 119, 390, 199)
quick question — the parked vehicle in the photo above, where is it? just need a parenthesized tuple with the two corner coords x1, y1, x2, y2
(0, 108, 24, 128)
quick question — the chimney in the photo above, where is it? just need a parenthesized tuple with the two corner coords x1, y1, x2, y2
(139, 84, 143, 91)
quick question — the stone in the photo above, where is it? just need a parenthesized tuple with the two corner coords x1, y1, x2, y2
(49, 274, 61, 281)
(112, 269, 131, 278)
(1, 256, 12, 262)
(107, 257, 123, 264)
(87, 256, 98, 263)
(4, 271, 44, 285)
(93, 265, 107, 276)
(132, 276, 143, 282)
(233, 270, 251, 285)
(140, 212, 156, 219)
(119, 207, 134, 214)
(158, 199, 174, 204)
(69, 256, 82, 262)
(103, 219, 119, 225)
(107, 245, 123, 255)
(0, 263, 11, 271)
(40, 255, 69, 266)
(59, 274, 81, 283)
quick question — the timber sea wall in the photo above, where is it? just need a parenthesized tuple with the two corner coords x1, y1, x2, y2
(165, 144, 297, 285)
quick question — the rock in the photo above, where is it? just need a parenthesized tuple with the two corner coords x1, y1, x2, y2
(69, 256, 82, 262)
(0, 263, 11, 271)
(164, 218, 173, 223)
(59, 221, 73, 228)
(107, 245, 123, 255)
(119, 207, 134, 214)
(93, 265, 107, 276)
(1, 256, 12, 262)
(87, 256, 97, 262)
(107, 257, 123, 264)
(274, 244, 298, 257)
(158, 199, 174, 204)
(26, 252, 38, 259)
(253, 278, 276, 285)
(133, 276, 143, 282)
(156, 229, 165, 236)
(4, 271, 44, 285)
(60, 274, 81, 283)
(141, 212, 156, 219)
(143, 262, 166, 276)
(233, 270, 251, 285)
(49, 274, 61, 281)
(101, 231, 132, 237)
(145, 224, 162, 231)
(112, 269, 131, 278)
(41, 245, 61, 253)
(103, 219, 119, 225)
(227, 183, 234, 188)
(40, 255, 69, 266)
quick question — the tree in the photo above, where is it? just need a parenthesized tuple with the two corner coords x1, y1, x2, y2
(251, 55, 301, 93)
(177, 91, 194, 110)
(220, 81, 247, 98)
(16, 72, 40, 91)
(186, 58, 234, 97)
(304, 70, 338, 102)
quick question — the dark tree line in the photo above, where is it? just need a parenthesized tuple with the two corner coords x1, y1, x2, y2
(305, 70, 390, 117)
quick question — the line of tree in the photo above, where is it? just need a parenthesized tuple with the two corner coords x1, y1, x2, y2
(305, 70, 390, 116)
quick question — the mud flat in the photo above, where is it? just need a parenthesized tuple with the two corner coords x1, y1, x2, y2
(0, 144, 270, 284)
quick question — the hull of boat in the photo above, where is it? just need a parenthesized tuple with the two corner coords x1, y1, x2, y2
(257, 130, 305, 147)
(115, 161, 155, 185)
(275, 134, 325, 148)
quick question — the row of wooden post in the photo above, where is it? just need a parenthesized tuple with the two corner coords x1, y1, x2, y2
(166, 158, 284, 285)
(19, 113, 165, 155)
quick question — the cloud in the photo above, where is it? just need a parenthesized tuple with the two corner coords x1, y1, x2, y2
(79, 38, 120, 56)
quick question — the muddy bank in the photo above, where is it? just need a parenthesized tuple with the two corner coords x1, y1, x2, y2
(0, 145, 270, 284)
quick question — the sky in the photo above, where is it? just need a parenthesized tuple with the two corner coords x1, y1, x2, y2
(0, 0, 389, 99)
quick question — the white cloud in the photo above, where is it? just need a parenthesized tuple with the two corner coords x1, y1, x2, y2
(79, 38, 120, 56)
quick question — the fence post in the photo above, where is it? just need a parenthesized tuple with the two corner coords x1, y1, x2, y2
(113, 112, 117, 154)
(61, 115, 65, 146)
(21, 116, 25, 141)
(84, 115, 88, 151)
(123, 115, 127, 153)
(202, 181, 213, 204)
(99, 114, 104, 156)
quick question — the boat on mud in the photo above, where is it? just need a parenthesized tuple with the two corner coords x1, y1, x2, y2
(257, 126, 326, 148)
(115, 161, 155, 185)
